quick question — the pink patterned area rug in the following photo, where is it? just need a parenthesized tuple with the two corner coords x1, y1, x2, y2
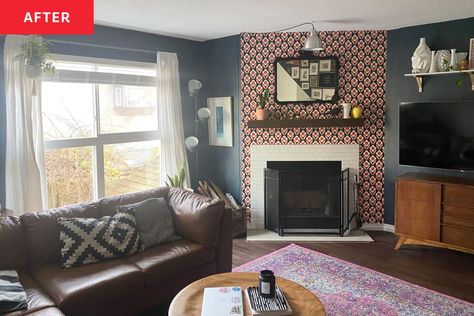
(233, 244, 474, 316)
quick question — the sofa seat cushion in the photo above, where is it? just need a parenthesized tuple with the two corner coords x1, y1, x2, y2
(126, 239, 215, 287)
(3, 273, 55, 316)
(30, 259, 142, 313)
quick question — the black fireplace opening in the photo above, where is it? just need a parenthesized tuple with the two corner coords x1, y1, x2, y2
(265, 161, 350, 236)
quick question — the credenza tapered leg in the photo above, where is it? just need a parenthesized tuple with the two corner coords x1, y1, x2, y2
(395, 236, 406, 250)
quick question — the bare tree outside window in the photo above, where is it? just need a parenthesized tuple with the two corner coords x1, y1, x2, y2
(42, 57, 160, 208)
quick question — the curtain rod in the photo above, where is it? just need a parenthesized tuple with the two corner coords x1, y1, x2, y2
(46, 39, 157, 55)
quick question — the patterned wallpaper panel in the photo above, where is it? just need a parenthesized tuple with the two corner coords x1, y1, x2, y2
(240, 31, 387, 223)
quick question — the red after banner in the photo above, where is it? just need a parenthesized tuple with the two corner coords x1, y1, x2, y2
(0, 0, 94, 34)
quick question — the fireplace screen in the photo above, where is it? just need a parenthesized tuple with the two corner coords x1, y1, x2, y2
(265, 161, 350, 236)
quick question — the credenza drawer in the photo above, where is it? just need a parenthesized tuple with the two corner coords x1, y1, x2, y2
(442, 215, 474, 230)
(397, 180, 440, 202)
(443, 205, 474, 220)
(441, 225, 474, 250)
(444, 185, 474, 208)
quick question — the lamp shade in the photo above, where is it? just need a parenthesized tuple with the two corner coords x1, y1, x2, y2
(188, 79, 202, 97)
(197, 107, 211, 121)
(185, 136, 199, 152)
(302, 27, 323, 51)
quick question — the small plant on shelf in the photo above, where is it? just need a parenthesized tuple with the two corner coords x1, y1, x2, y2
(255, 89, 270, 120)
(441, 60, 464, 88)
(440, 58, 451, 72)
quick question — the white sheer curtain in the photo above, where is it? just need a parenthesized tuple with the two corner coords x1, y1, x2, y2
(4, 35, 47, 214)
(156, 52, 191, 187)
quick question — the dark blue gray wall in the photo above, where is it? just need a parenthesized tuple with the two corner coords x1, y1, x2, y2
(199, 35, 241, 202)
(4, 18, 473, 212)
(385, 17, 474, 224)
(0, 26, 205, 204)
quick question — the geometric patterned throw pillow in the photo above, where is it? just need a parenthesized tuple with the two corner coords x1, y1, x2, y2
(0, 270, 27, 313)
(118, 198, 180, 249)
(58, 212, 142, 268)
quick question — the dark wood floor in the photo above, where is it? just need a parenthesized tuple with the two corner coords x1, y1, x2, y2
(232, 231, 474, 303)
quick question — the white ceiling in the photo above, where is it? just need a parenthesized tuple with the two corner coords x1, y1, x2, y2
(94, 0, 474, 41)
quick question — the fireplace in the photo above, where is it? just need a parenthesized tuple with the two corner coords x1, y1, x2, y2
(264, 161, 351, 236)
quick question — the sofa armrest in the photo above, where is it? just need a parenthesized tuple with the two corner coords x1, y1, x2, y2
(215, 208, 232, 273)
(167, 188, 226, 248)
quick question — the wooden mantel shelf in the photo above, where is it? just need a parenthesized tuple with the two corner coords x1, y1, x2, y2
(248, 118, 364, 128)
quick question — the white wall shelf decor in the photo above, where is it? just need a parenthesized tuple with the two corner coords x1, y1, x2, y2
(404, 70, 474, 93)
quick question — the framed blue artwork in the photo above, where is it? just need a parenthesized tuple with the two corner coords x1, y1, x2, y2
(207, 97, 233, 147)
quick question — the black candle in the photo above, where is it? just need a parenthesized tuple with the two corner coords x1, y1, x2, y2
(259, 270, 275, 298)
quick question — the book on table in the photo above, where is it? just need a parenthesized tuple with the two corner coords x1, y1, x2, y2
(245, 287, 293, 315)
(201, 287, 243, 316)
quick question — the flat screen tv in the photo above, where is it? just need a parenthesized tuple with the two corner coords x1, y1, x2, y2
(399, 100, 474, 172)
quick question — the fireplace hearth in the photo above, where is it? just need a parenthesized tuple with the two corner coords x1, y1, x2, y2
(264, 161, 352, 236)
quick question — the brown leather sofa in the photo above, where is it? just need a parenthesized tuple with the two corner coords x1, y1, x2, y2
(0, 187, 232, 316)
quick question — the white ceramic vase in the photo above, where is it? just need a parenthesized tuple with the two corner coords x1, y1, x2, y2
(411, 38, 431, 73)
(435, 50, 451, 72)
(428, 51, 437, 73)
(342, 103, 351, 119)
(450, 49, 457, 71)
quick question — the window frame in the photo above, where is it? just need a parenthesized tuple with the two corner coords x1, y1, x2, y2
(42, 54, 160, 201)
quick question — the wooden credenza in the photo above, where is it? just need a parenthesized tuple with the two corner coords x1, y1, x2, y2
(395, 173, 474, 254)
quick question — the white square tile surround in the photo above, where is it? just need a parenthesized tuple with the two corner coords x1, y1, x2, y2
(249, 144, 359, 229)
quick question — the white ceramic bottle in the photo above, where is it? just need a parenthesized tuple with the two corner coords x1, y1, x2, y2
(450, 49, 457, 71)
(428, 51, 437, 73)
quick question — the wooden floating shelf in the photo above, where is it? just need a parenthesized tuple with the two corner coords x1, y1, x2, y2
(248, 118, 364, 129)
(404, 69, 474, 92)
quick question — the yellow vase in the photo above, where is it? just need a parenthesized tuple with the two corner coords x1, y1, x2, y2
(351, 106, 362, 119)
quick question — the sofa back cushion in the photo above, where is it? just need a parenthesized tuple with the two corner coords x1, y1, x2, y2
(98, 187, 170, 217)
(168, 188, 224, 247)
(0, 217, 27, 271)
(20, 203, 99, 268)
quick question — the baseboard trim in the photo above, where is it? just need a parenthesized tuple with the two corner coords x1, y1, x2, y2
(362, 223, 395, 233)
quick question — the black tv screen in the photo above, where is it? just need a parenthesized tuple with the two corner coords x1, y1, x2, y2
(399, 100, 474, 172)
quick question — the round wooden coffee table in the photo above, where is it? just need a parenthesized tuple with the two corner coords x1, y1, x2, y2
(169, 272, 326, 316)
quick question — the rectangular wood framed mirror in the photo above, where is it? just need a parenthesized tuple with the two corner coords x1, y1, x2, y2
(274, 56, 339, 104)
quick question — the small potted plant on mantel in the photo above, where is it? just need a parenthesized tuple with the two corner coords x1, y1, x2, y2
(16, 35, 55, 79)
(255, 88, 270, 120)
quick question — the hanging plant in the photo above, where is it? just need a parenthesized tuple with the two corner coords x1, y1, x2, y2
(16, 35, 55, 79)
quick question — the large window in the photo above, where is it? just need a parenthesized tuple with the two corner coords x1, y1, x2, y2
(42, 55, 160, 208)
